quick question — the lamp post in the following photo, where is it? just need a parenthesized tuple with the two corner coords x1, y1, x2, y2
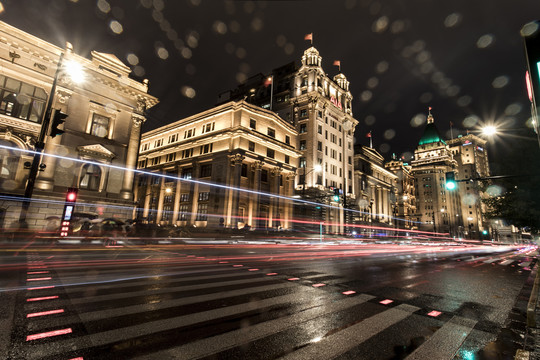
(19, 43, 84, 223)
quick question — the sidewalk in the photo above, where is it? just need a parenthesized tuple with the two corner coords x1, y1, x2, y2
(517, 253, 540, 359)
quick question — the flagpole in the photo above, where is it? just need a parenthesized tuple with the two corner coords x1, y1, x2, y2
(269, 75, 273, 111)
(450, 122, 454, 139)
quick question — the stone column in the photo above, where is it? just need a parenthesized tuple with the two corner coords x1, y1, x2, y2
(120, 113, 145, 200)
(189, 161, 200, 225)
(230, 154, 244, 228)
(156, 171, 166, 223)
(251, 161, 263, 229)
(270, 167, 282, 229)
(142, 176, 152, 220)
(172, 165, 182, 224)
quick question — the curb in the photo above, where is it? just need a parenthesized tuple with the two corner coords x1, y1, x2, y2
(527, 259, 540, 328)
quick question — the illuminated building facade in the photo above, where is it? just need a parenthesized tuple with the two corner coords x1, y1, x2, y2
(353, 145, 398, 227)
(0, 21, 157, 230)
(447, 134, 490, 238)
(410, 110, 462, 235)
(135, 100, 300, 230)
(218, 47, 358, 233)
(385, 159, 417, 230)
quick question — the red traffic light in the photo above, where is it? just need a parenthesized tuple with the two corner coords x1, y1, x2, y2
(65, 188, 78, 203)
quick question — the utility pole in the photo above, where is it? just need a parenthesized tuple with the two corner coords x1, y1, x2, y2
(19, 51, 66, 223)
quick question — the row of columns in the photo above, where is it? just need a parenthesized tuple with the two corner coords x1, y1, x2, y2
(138, 154, 295, 230)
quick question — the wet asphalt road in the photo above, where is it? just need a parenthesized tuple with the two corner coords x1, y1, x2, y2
(0, 241, 536, 360)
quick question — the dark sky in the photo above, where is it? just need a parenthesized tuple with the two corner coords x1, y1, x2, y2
(2, 0, 539, 160)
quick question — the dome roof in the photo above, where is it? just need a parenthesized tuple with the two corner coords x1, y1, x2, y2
(418, 109, 446, 146)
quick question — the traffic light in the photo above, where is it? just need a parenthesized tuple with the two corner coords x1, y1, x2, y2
(60, 188, 78, 237)
(332, 188, 340, 202)
(522, 20, 540, 134)
(50, 109, 68, 138)
(445, 171, 457, 190)
(65, 188, 78, 203)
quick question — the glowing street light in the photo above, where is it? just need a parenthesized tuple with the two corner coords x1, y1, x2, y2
(482, 125, 498, 136)
(64, 59, 85, 84)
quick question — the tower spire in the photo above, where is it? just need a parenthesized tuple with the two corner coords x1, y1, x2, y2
(427, 106, 434, 124)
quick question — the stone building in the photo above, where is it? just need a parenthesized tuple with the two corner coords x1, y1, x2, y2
(0, 21, 158, 230)
(410, 110, 462, 235)
(385, 158, 417, 230)
(353, 145, 398, 227)
(447, 134, 490, 238)
(135, 100, 300, 230)
(218, 46, 358, 234)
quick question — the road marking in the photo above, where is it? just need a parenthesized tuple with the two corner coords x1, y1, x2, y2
(406, 316, 477, 359)
(279, 304, 419, 360)
(26, 282, 297, 331)
(26, 328, 72, 341)
(312, 283, 326, 287)
(26, 296, 59, 302)
(55, 276, 281, 307)
(26, 277, 52, 281)
(483, 258, 501, 264)
(26, 285, 314, 359)
(27, 309, 65, 318)
(133, 293, 375, 360)
(28, 286, 55, 291)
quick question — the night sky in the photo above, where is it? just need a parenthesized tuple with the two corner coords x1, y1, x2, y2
(1, 0, 539, 160)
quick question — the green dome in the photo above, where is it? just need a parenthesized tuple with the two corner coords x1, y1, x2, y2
(418, 118, 446, 146)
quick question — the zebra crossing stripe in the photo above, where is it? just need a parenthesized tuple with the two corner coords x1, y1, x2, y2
(60, 276, 280, 306)
(132, 293, 375, 360)
(499, 259, 514, 266)
(26, 281, 297, 331)
(405, 316, 477, 359)
(24, 286, 310, 360)
(279, 304, 420, 360)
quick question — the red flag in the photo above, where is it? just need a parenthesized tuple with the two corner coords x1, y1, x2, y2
(304, 33, 313, 41)
(333, 60, 341, 67)
(449, 121, 454, 126)
(366, 131, 372, 138)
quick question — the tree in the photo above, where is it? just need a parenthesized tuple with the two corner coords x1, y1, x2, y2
(482, 131, 540, 234)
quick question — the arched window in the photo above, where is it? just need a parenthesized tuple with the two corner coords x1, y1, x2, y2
(79, 164, 101, 191)
(0, 140, 19, 180)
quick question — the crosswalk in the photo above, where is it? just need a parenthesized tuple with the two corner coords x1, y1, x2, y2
(7, 249, 534, 360)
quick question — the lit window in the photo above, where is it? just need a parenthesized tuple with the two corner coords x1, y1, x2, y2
(196, 203, 208, 220)
(79, 164, 101, 190)
(0, 140, 19, 180)
(90, 113, 110, 138)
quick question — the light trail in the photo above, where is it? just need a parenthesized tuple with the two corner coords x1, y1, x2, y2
(0, 144, 425, 225)
(0, 243, 523, 293)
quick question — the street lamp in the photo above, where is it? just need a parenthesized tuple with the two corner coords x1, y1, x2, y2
(482, 125, 498, 136)
(19, 43, 84, 223)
